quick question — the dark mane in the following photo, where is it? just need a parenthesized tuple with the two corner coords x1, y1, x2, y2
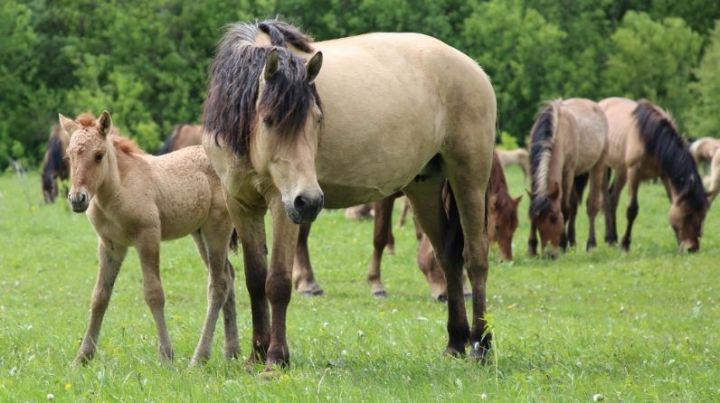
(529, 102, 558, 217)
(203, 20, 321, 157)
(633, 100, 706, 210)
(157, 124, 185, 155)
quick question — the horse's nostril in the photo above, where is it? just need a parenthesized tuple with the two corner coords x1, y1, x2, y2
(294, 195, 308, 210)
(79, 193, 87, 203)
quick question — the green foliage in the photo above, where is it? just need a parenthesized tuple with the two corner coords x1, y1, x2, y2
(604, 11, 702, 129)
(497, 131, 520, 150)
(688, 21, 720, 138)
(2, 1, 720, 165)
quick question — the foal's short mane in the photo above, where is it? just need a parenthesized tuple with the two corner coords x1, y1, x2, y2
(203, 20, 321, 157)
(75, 112, 144, 156)
(633, 100, 706, 210)
(529, 101, 560, 217)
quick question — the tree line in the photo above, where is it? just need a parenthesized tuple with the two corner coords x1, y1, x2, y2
(2, 0, 720, 168)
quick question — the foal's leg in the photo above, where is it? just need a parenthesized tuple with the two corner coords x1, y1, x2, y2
(621, 169, 641, 252)
(74, 240, 127, 365)
(604, 169, 626, 245)
(135, 230, 173, 361)
(368, 195, 395, 297)
(586, 163, 605, 251)
(226, 197, 270, 363)
(190, 228, 235, 365)
(292, 223, 323, 296)
(405, 178, 469, 356)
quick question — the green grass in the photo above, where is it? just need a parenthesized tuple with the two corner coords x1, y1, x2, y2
(1, 166, 719, 401)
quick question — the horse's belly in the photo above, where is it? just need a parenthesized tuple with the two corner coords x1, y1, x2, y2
(320, 183, 393, 209)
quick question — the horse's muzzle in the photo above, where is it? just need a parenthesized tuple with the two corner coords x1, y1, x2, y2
(285, 192, 324, 224)
(68, 192, 90, 213)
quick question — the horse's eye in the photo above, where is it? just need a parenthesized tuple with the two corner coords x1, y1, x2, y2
(95, 153, 104, 162)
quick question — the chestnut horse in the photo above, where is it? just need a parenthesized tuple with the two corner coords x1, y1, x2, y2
(41, 124, 70, 203)
(202, 20, 496, 371)
(157, 124, 203, 154)
(528, 98, 608, 258)
(59, 112, 238, 366)
(601, 98, 709, 251)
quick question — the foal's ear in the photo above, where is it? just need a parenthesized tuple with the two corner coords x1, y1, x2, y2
(264, 47, 279, 80)
(98, 111, 112, 137)
(58, 114, 79, 136)
(306, 51, 323, 84)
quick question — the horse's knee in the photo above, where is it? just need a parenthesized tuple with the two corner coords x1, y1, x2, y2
(144, 287, 165, 308)
(265, 271, 291, 305)
(627, 200, 639, 220)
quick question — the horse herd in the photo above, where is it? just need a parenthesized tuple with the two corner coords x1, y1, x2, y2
(37, 20, 716, 372)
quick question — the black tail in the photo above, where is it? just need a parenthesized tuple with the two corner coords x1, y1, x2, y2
(156, 125, 183, 155)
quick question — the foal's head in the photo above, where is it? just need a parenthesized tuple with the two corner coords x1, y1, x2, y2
(252, 48, 325, 223)
(59, 111, 114, 213)
(488, 193, 521, 261)
(530, 182, 563, 258)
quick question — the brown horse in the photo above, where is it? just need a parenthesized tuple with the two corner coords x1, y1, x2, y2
(601, 98, 709, 252)
(59, 112, 238, 366)
(41, 124, 70, 203)
(202, 20, 496, 370)
(527, 98, 608, 258)
(157, 124, 203, 154)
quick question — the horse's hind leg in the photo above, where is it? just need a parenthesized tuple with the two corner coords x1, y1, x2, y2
(74, 240, 127, 365)
(292, 223, 323, 296)
(621, 168, 640, 251)
(135, 230, 173, 361)
(404, 177, 470, 356)
(586, 163, 605, 251)
(190, 228, 235, 365)
(368, 195, 395, 298)
(604, 169, 626, 245)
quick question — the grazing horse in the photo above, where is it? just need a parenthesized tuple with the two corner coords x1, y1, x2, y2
(601, 98, 709, 252)
(41, 124, 70, 203)
(689, 137, 720, 168)
(497, 148, 530, 183)
(202, 20, 496, 370)
(157, 124, 203, 154)
(59, 112, 238, 366)
(527, 98, 608, 258)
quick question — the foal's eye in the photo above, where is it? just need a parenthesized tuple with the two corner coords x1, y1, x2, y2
(95, 153, 104, 162)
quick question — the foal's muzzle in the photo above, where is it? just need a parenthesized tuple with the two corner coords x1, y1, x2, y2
(285, 191, 324, 224)
(68, 191, 90, 213)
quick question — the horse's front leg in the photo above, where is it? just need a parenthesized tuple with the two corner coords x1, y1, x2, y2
(621, 169, 640, 251)
(586, 163, 606, 251)
(226, 197, 270, 363)
(266, 199, 301, 370)
(74, 239, 127, 365)
(135, 230, 173, 361)
(292, 222, 323, 296)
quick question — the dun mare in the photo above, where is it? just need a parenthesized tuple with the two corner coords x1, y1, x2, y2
(41, 124, 70, 203)
(601, 98, 709, 251)
(202, 20, 496, 371)
(156, 124, 203, 154)
(293, 151, 520, 299)
(60, 112, 238, 366)
(528, 98, 608, 258)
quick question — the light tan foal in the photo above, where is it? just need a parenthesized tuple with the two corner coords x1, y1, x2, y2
(60, 111, 237, 366)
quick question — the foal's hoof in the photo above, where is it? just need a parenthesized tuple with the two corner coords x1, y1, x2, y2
(620, 240, 631, 252)
(71, 353, 93, 367)
(469, 336, 492, 363)
(443, 346, 465, 358)
(586, 241, 597, 252)
(386, 245, 396, 256)
(372, 290, 388, 299)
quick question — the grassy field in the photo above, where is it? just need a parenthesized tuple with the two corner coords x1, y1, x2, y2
(1, 166, 718, 402)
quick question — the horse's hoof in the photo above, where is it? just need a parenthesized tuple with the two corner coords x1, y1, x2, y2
(433, 293, 447, 303)
(620, 241, 631, 252)
(372, 290, 388, 299)
(225, 347, 240, 360)
(443, 346, 465, 358)
(300, 290, 319, 297)
(386, 246, 396, 256)
(586, 242, 597, 252)
(605, 237, 617, 246)
(312, 288, 324, 296)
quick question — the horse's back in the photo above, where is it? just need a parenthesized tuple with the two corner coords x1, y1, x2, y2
(312, 33, 495, 206)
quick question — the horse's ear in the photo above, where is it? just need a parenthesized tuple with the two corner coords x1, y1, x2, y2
(306, 51, 323, 84)
(98, 111, 112, 138)
(58, 114, 79, 136)
(264, 47, 279, 80)
(488, 194, 498, 211)
(548, 182, 560, 200)
(513, 195, 523, 206)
